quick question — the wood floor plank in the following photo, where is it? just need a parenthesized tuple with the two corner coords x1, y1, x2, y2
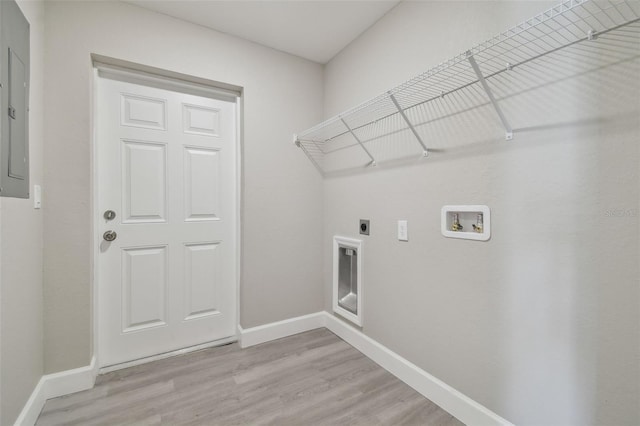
(36, 329, 464, 426)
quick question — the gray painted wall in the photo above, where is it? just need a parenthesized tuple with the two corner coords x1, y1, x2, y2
(0, 0, 45, 424)
(43, 0, 324, 373)
(4, 2, 638, 424)
(323, 1, 639, 425)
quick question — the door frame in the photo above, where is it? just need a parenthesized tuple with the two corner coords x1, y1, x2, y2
(90, 56, 244, 371)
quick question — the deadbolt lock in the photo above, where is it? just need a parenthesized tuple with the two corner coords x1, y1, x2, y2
(103, 230, 117, 242)
(103, 210, 116, 221)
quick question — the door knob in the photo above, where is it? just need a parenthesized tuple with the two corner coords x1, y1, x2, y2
(103, 230, 117, 242)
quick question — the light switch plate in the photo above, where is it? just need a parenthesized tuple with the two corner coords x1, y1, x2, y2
(33, 184, 41, 209)
(398, 220, 408, 241)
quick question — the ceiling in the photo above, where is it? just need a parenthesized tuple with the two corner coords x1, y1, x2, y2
(124, 0, 401, 64)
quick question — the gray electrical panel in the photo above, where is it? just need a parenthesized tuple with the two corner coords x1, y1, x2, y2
(0, 0, 30, 198)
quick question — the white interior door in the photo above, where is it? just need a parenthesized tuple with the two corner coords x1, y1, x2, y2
(96, 74, 237, 367)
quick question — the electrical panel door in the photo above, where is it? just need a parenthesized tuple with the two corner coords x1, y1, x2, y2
(1, 0, 30, 198)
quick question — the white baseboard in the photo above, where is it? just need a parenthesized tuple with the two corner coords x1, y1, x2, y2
(321, 312, 513, 426)
(14, 356, 98, 426)
(17, 312, 512, 426)
(238, 312, 326, 348)
(13, 378, 46, 426)
(239, 311, 512, 426)
(43, 356, 98, 400)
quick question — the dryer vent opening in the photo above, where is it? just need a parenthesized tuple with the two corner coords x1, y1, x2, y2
(333, 236, 363, 326)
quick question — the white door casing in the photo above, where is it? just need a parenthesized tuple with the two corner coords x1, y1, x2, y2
(96, 75, 237, 367)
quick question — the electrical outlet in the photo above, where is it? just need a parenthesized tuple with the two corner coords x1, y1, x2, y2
(359, 219, 370, 236)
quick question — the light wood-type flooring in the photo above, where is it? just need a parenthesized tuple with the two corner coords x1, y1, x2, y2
(36, 329, 464, 426)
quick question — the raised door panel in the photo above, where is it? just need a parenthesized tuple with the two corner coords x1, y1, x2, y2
(121, 94, 167, 131)
(184, 243, 220, 320)
(184, 147, 220, 222)
(183, 104, 220, 137)
(122, 140, 167, 223)
(121, 246, 168, 332)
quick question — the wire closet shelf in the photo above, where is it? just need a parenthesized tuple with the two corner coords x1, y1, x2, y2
(294, 0, 640, 175)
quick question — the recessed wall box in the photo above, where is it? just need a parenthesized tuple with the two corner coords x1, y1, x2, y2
(1, 0, 30, 198)
(441, 205, 491, 241)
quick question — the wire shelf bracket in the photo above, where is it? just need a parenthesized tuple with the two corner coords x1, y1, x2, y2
(389, 92, 429, 156)
(340, 117, 377, 167)
(466, 51, 513, 141)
